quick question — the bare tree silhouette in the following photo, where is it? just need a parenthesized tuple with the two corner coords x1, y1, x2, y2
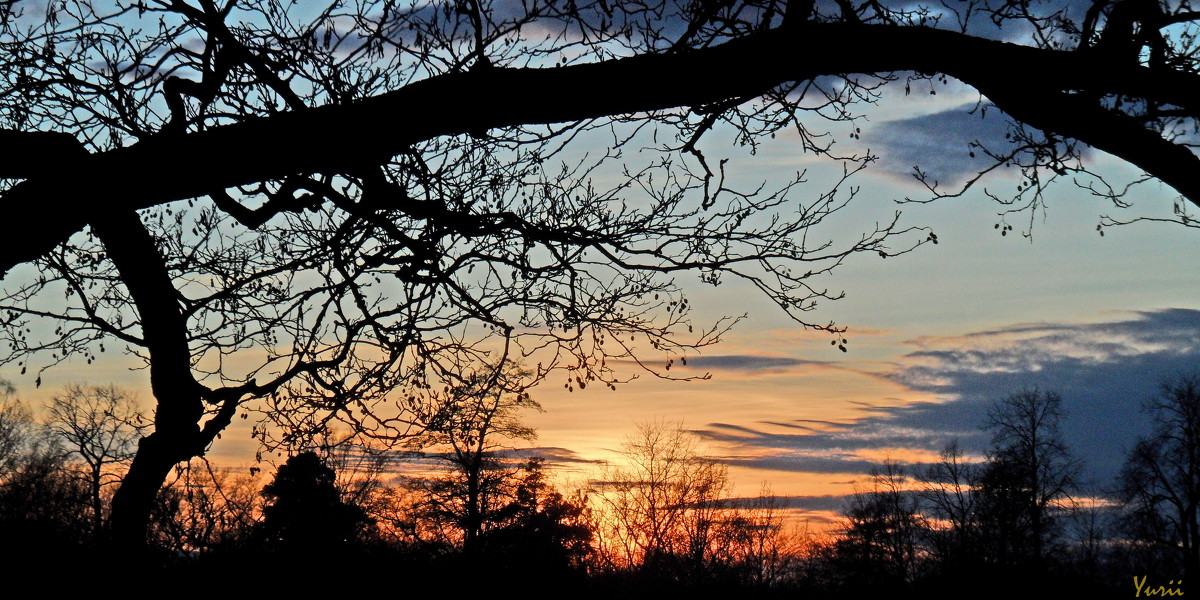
(45, 383, 148, 539)
(411, 362, 541, 553)
(836, 460, 926, 586)
(978, 388, 1080, 570)
(1118, 374, 1200, 580)
(593, 420, 730, 578)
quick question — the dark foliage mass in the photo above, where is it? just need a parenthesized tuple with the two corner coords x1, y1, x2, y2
(255, 451, 372, 554)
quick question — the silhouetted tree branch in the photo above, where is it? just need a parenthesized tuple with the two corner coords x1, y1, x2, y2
(0, 0, 1196, 547)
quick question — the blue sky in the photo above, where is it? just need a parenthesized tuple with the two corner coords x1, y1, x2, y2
(512, 81, 1200, 524)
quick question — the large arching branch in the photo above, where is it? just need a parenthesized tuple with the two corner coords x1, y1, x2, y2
(4, 23, 1197, 275)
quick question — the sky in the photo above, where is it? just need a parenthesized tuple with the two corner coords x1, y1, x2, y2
(512, 78, 1200, 528)
(2, 11, 1199, 534)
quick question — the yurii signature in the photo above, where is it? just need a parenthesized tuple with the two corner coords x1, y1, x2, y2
(1134, 576, 1184, 597)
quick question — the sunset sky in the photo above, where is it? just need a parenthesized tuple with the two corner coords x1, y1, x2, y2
(522, 81, 1200, 527)
(4, 73, 1198, 531)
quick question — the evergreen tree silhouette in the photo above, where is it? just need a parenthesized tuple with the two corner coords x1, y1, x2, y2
(257, 452, 371, 557)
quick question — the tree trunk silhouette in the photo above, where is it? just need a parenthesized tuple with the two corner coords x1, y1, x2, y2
(92, 210, 208, 548)
(110, 435, 184, 549)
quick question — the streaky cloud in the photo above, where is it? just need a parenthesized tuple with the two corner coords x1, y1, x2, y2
(724, 494, 850, 513)
(676, 354, 829, 372)
(701, 309, 1200, 486)
(722, 453, 883, 475)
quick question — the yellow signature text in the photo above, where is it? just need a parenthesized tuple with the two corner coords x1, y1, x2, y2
(1135, 575, 1184, 597)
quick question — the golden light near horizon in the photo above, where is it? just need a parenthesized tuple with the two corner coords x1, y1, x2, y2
(7, 303, 1200, 542)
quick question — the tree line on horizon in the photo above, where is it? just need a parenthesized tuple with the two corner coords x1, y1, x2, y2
(1, 375, 1198, 596)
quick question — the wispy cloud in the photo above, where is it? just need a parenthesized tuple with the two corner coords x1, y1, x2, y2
(868, 103, 1011, 186)
(697, 309, 1200, 485)
(725, 493, 849, 513)
(516, 446, 605, 466)
(616, 353, 842, 378)
(722, 452, 890, 475)
(676, 355, 828, 372)
(878, 308, 1200, 481)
